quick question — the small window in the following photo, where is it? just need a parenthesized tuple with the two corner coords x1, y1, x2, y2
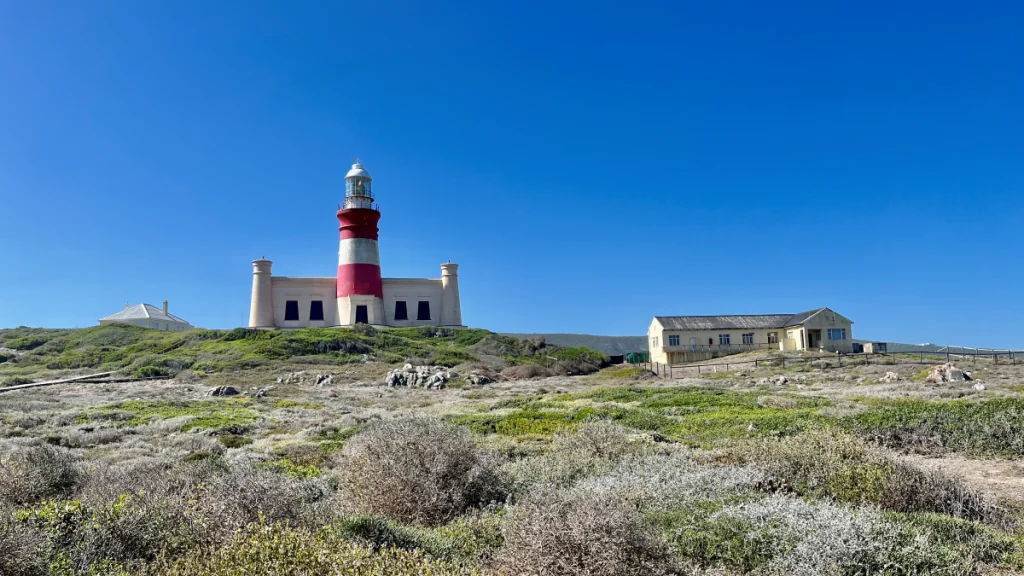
(742, 333, 754, 345)
(768, 332, 779, 344)
(285, 300, 299, 321)
(652, 336, 658, 347)
(309, 301, 324, 321)
(719, 334, 731, 345)
(394, 301, 408, 321)
(417, 301, 431, 321)
(828, 328, 847, 340)
(668, 335, 680, 346)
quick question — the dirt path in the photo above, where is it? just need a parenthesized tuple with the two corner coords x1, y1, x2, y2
(903, 453, 1024, 503)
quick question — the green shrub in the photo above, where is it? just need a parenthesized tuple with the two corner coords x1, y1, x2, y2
(0, 506, 47, 576)
(845, 398, 1024, 457)
(737, 429, 1010, 528)
(2, 375, 33, 386)
(217, 434, 253, 449)
(139, 522, 479, 575)
(133, 365, 168, 378)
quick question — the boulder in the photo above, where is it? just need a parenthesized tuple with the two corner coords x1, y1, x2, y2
(384, 364, 452, 389)
(924, 364, 971, 384)
(974, 382, 987, 391)
(879, 371, 902, 383)
(206, 386, 239, 397)
(467, 373, 493, 386)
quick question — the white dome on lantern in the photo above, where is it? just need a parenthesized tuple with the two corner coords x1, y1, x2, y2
(346, 162, 371, 180)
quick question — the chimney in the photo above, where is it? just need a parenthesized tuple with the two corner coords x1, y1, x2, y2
(162, 300, 169, 315)
(125, 302, 130, 310)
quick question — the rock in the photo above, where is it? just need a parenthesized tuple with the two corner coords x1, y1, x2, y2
(974, 382, 987, 391)
(810, 359, 834, 370)
(467, 373, 493, 386)
(879, 371, 902, 383)
(924, 364, 970, 384)
(207, 386, 239, 397)
(174, 370, 199, 383)
(771, 375, 788, 385)
(254, 388, 268, 398)
(384, 364, 449, 389)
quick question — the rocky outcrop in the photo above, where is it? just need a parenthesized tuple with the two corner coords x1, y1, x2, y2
(879, 371, 902, 383)
(924, 364, 972, 384)
(206, 386, 239, 397)
(757, 375, 789, 386)
(276, 371, 336, 387)
(385, 364, 456, 389)
(466, 373, 493, 386)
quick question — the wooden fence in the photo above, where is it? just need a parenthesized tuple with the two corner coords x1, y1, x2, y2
(634, 348, 1023, 379)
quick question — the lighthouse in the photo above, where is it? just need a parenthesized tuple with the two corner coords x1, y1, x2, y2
(336, 162, 385, 325)
(247, 160, 463, 329)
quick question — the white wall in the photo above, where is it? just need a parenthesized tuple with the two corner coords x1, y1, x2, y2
(382, 278, 443, 327)
(270, 277, 339, 328)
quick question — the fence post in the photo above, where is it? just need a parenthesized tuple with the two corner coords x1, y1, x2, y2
(837, 351, 841, 368)
(697, 364, 701, 375)
(755, 359, 759, 368)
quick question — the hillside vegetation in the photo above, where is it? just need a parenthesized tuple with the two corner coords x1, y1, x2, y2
(0, 325, 607, 384)
(5, 325, 1024, 574)
(502, 333, 647, 355)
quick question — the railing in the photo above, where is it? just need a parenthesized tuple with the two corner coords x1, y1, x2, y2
(341, 198, 379, 210)
(630, 348, 1024, 379)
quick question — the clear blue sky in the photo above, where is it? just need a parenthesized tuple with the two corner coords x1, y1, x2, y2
(1, 1, 1021, 347)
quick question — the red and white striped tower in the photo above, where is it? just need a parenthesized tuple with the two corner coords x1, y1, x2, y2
(336, 162, 385, 325)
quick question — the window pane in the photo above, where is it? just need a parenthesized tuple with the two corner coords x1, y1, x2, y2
(395, 301, 408, 321)
(285, 301, 299, 321)
(417, 301, 431, 321)
(310, 301, 324, 321)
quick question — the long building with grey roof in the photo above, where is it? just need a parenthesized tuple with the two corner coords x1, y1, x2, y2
(648, 307, 854, 364)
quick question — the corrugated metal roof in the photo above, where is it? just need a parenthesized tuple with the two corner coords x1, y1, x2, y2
(655, 308, 828, 331)
(782, 307, 826, 327)
(99, 304, 191, 325)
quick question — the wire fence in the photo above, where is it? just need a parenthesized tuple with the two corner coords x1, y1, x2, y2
(634, 347, 1024, 379)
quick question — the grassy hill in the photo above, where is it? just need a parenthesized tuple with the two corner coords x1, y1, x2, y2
(501, 333, 647, 355)
(0, 324, 607, 385)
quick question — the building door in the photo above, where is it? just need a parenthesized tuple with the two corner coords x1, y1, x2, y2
(690, 337, 697, 351)
(355, 305, 368, 324)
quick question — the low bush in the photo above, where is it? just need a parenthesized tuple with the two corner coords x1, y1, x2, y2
(139, 522, 480, 576)
(197, 465, 334, 540)
(502, 364, 551, 380)
(334, 512, 503, 566)
(664, 494, 943, 575)
(0, 445, 85, 505)
(497, 487, 670, 576)
(580, 452, 764, 511)
(335, 417, 506, 525)
(503, 420, 639, 490)
(0, 506, 47, 576)
(845, 398, 1024, 457)
(217, 434, 253, 449)
(738, 429, 1010, 528)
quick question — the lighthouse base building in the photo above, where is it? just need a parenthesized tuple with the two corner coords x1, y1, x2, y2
(248, 162, 463, 329)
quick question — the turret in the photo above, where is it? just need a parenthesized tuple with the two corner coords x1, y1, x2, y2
(249, 258, 274, 328)
(440, 262, 462, 326)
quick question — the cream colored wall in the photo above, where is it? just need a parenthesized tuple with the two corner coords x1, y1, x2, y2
(383, 279, 444, 327)
(797, 309, 854, 352)
(647, 319, 668, 364)
(270, 277, 339, 328)
(655, 328, 783, 352)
